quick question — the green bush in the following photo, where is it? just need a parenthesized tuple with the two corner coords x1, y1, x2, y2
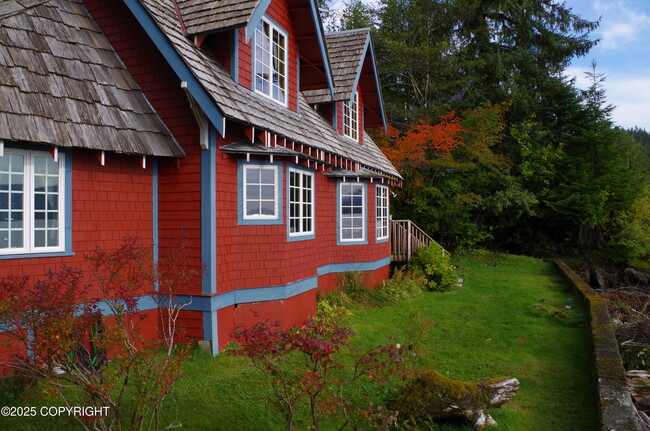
(381, 268, 426, 300)
(410, 245, 457, 292)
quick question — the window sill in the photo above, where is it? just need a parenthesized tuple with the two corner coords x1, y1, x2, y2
(287, 233, 315, 242)
(0, 251, 75, 260)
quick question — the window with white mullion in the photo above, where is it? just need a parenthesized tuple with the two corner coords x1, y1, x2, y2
(343, 92, 359, 141)
(243, 165, 278, 219)
(0, 149, 64, 254)
(376, 185, 389, 240)
(254, 18, 287, 105)
(339, 182, 365, 242)
(288, 169, 314, 236)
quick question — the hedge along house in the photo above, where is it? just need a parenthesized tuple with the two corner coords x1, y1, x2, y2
(0, 0, 401, 358)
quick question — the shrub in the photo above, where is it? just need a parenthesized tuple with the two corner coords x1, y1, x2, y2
(230, 316, 411, 430)
(410, 245, 457, 292)
(326, 272, 397, 308)
(316, 298, 353, 327)
(0, 237, 196, 431)
(381, 268, 426, 300)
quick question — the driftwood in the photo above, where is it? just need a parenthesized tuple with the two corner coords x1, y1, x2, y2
(392, 370, 519, 429)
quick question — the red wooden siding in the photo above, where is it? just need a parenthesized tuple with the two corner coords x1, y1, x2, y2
(214, 139, 389, 294)
(84, 0, 205, 290)
(0, 150, 153, 279)
(238, 27, 252, 90)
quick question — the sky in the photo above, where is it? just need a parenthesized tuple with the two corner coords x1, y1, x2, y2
(331, 0, 650, 130)
(565, 0, 650, 130)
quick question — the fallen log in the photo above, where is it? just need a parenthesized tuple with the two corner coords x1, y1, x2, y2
(392, 369, 519, 429)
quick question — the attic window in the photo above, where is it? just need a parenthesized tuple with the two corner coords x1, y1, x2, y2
(254, 18, 287, 105)
(343, 92, 359, 141)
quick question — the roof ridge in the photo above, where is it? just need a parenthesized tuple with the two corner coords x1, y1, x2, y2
(325, 27, 371, 37)
(169, 0, 188, 35)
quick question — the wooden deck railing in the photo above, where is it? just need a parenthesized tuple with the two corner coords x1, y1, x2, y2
(390, 220, 446, 262)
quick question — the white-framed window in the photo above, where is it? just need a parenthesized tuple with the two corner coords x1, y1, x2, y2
(0, 149, 65, 255)
(254, 18, 288, 105)
(339, 182, 365, 242)
(376, 185, 389, 241)
(243, 164, 278, 219)
(288, 168, 314, 237)
(342, 92, 359, 141)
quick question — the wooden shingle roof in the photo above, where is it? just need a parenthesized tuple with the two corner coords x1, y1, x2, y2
(0, 0, 184, 157)
(176, 0, 260, 35)
(140, 0, 400, 178)
(305, 28, 369, 103)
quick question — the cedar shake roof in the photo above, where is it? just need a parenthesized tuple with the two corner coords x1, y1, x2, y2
(177, 0, 259, 35)
(304, 28, 369, 103)
(0, 0, 184, 157)
(140, 0, 400, 178)
(304, 28, 386, 129)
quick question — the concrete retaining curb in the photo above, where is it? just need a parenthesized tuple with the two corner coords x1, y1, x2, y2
(554, 260, 641, 431)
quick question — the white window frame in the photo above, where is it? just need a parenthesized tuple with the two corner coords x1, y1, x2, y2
(288, 168, 315, 237)
(376, 185, 389, 241)
(242, 164, 278, 220)
(342, 92, 359, 141)
(0, 149, 65, 255)
(339, 182, 366, 243)
(253, 17, 288, 106)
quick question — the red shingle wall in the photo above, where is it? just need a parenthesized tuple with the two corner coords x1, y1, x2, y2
(216, 288, 317, 349)
(84, 0, 204, 291)
(0, 150, 153, 280)
(238, 28, 252, 90)
(215, 129, 390, 295)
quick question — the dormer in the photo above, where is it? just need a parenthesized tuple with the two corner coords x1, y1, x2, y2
(305, 28, 386, 143)
(175, 0, 334, 112)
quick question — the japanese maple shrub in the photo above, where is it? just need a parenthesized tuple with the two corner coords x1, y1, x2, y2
(0, 237, 196, 431)
(230, 315, 411, 430)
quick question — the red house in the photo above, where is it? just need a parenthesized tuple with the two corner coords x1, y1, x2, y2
(0, 0, 401, 357)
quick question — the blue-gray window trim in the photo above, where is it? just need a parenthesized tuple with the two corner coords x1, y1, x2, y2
(336, 180, 367, 245)
(375, 184, 389, 243)
(0, 143, 73, 260)
(237, 159, 283, 225)
(286, 163, 315, 242)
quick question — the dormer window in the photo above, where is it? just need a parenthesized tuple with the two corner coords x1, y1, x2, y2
(254, 18, 287, 105)
(343, 92, 358, 141)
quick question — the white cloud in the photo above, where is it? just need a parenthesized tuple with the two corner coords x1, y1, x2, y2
(566, 65, 650, 129)
(592, 0, 650, 49)
(605, 76, 650, 129)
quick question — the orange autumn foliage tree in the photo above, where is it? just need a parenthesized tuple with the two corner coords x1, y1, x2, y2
(377, 113, 463, 170)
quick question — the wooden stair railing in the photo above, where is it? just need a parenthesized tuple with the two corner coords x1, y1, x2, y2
(390, 220, 446, 262)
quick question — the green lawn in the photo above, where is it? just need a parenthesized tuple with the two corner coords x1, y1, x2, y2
(0, 254, 598, 430)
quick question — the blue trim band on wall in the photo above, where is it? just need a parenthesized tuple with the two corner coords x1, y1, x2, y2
(123, 0, 225, 135)
(87, 257, 391, 315)
(317, 257, 390, 276)
(201, 124, 217, 295)
(152, 158, 159, 265)
(64, 150, 73, 253)
(203, 311, 218, 355)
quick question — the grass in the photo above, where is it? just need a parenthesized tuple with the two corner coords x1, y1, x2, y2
(0, 253, 598, 430)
